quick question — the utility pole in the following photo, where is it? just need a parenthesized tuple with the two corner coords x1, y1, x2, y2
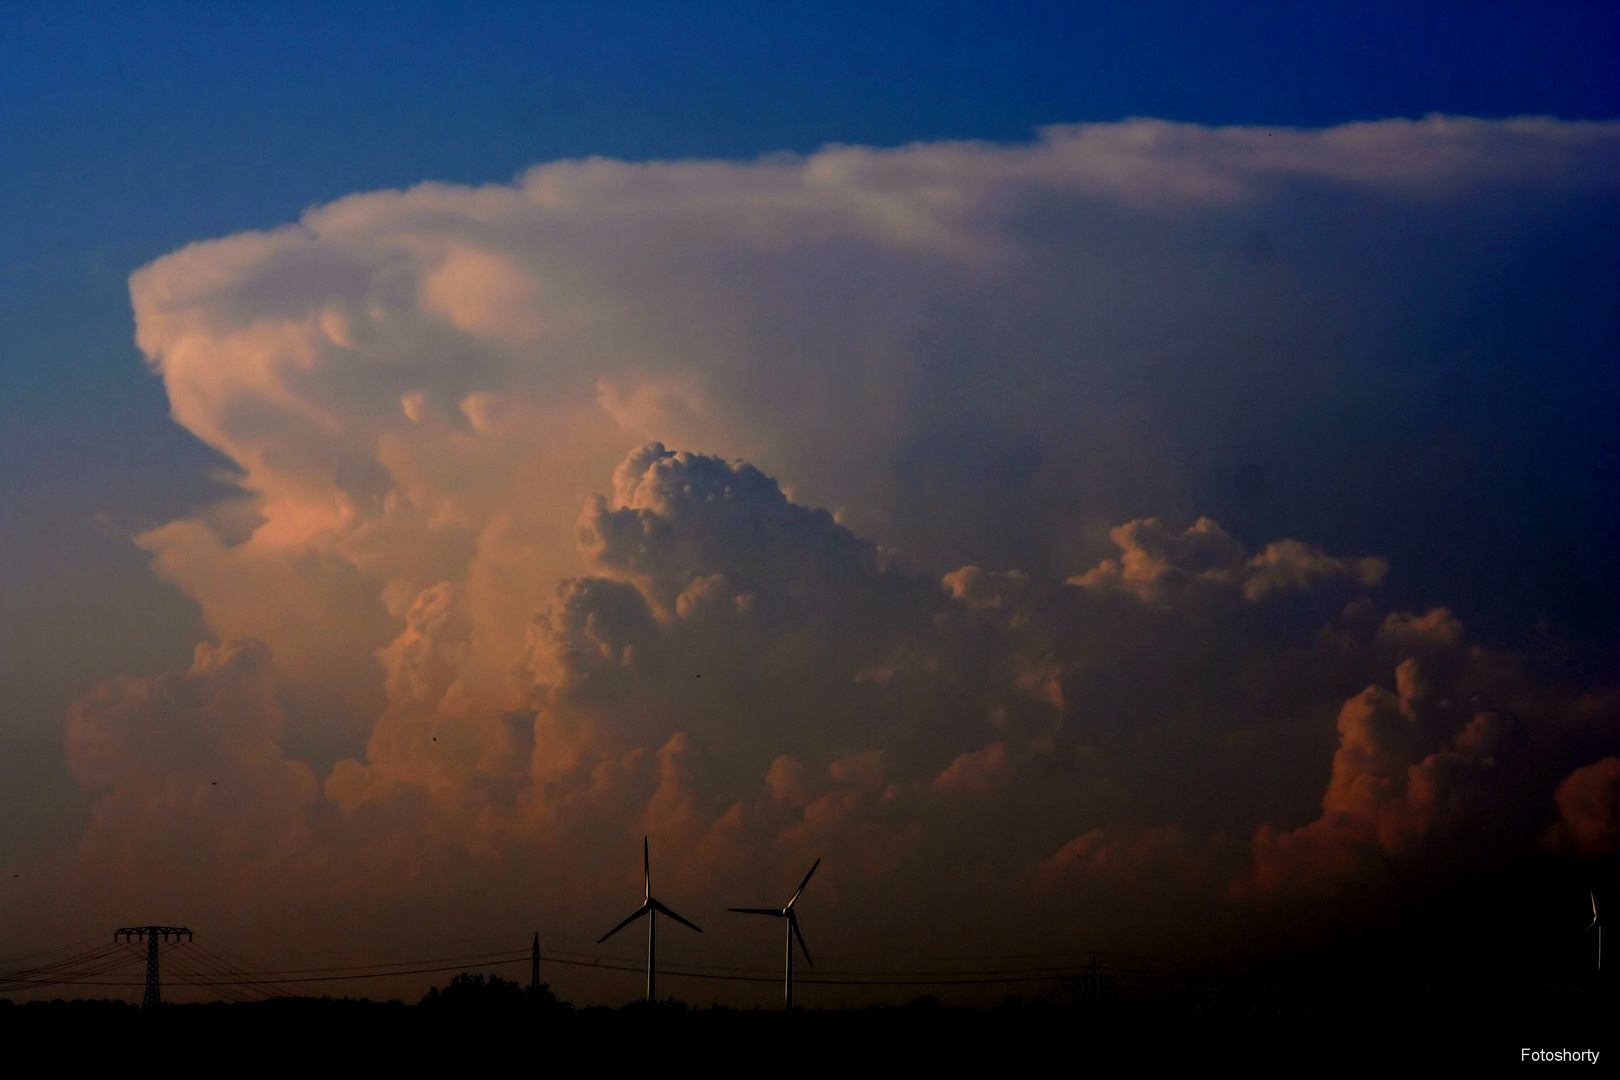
(113, 926, 192, 1008)
(530, 931, 541, 993)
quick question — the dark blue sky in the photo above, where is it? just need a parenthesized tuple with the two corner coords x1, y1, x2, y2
(0, 1, 1615, 861)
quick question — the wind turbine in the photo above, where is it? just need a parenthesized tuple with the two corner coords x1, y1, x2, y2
(597, 837, 702, 1002)
(730, 858, 820, 1009)
(1588, 889, 1602, 972)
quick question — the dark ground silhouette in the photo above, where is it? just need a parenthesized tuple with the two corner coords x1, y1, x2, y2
(2, 969, 1610, 1070)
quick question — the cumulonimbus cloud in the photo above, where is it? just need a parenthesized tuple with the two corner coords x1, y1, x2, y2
(4, 118, 1615, 986)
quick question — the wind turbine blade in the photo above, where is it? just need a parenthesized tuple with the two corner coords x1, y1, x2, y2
(1592, 889, 1599, 918)
(650, 899, 702, 933)
(729, 907, 786, 917)
(597, 902, 651, 943)
(790, 911, 812, 968)
(787, 858, 821, 908)
(644, 837, 651, 899)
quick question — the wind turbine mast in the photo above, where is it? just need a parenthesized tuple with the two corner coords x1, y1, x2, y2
(597, 837, 702, 1003)
(730, 858, 820, 1009)
(646, 839, 655, 1001)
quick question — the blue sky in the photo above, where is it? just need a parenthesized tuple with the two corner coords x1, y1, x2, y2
(0, 2, 1614, 964)
(5, 1, 1616, 265)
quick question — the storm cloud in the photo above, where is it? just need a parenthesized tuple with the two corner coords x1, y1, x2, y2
(4, 118, 1614, 996)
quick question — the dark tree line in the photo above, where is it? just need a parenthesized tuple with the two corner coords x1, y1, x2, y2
(418, 972, 560, 1010)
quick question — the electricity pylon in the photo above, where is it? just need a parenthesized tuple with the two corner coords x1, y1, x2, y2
(1077, 953, 1109, 1001)
(530, 931, 541, 993)
(113, 926, 192, 1008)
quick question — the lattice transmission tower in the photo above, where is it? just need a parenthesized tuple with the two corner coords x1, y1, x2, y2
(1060, 952, 1110, 1002)
(1081, 952, 1110, 1000)
(113, 926, 193, 1008)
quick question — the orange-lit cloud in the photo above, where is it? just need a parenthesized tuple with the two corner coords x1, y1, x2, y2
(2, 118, 1615, 993)
(1545, 757, 1619, 859)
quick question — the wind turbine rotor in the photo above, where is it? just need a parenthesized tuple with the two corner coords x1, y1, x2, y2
(787, 858, 821, 909)
(650, 899, 703, 934)
(597, 902, 652, 944)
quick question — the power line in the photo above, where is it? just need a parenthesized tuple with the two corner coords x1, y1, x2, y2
(3, 932, 1233, 998)
(0, 935, 109, 968)
(168, 947, 531, 978)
